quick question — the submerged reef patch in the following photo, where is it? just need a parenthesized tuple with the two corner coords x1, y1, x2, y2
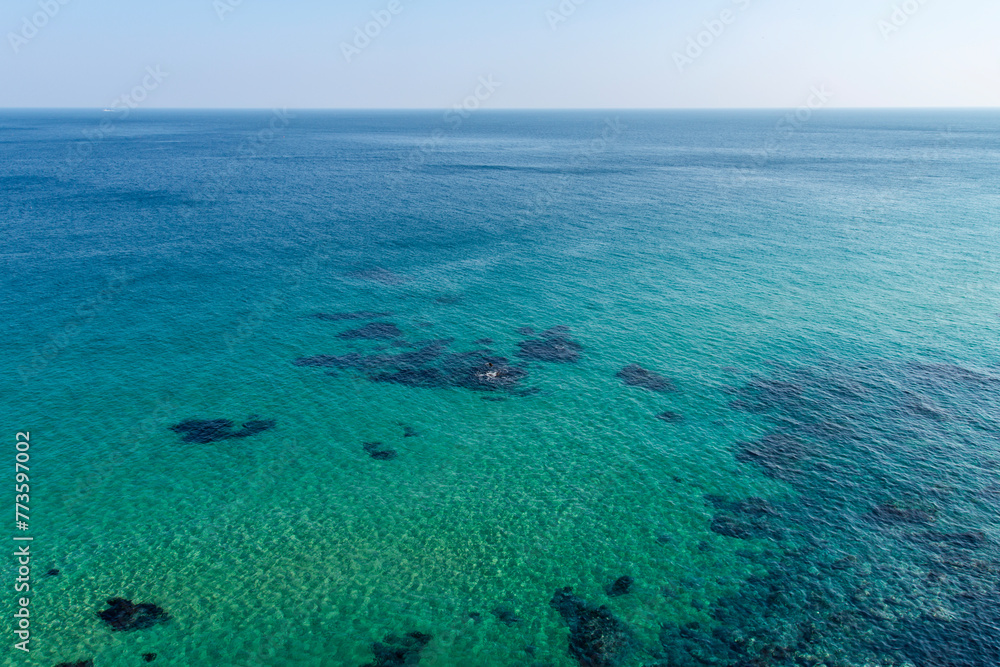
(616, 365, 676, 392)
(170, 418, 276, 443)
(361, 631, 432, 667)
(363, 442, 398, 461)
(868, 502, 937, 526)
(516, 326, 582, 363)
(169, 418, 233, 443)
(605, 576, 634, 597)
(550, 587, 634, 667)
(687, 358, 1000, 665)
(295, 336, 531, 394)
(491, 606, 523, 626)
(97, 598, 168, 631)
(371, 352, 528, 393)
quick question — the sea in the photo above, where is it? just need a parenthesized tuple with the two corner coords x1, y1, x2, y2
(1, 109, 998, 666)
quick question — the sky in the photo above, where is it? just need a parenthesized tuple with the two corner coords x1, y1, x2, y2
(1, 0, 998, 108)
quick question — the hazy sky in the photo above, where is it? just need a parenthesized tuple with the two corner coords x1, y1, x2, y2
(2, 0, 997, 108)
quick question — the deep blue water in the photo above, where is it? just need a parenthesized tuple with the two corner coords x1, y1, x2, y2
(2, 110, 999, 666)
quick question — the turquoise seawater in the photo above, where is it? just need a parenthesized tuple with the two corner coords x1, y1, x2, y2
(2, 110, 999, 666)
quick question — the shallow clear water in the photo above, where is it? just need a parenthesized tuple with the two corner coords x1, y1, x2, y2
(2, 110, 999, 666)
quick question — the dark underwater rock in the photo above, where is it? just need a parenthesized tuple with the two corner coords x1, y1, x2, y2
(492, 606, 523, 626)
(473, 338, 494, 346)
(617, 365, 676, 392)
(170, 419, 234, 443)
(314, 311, 392, 321)
(605, 576, 634, 597)
(550, 587, 634, 667)
(517, 333, 582, 363)
(667, 360, 1000, 666)
(142, 653, 157, 662)
(229, 418, 277, 439)
(372, 352, 528, 393)
(295, 335, 533, 395)
(517, 327, 535, 336)
(97, 597, 168, 631)
(45, 568, 60, 577)
(54, 661, 92, 667)
(363, 442, 398, 461)
(402, 426, 419, 438)
(338, 322, 403, 340)
(170, 417, 275, 443)
(362, 631, 432, 667)
(443, 354, 529, 391)
(656, 411, 684, 423)
(869, 503, 936, 525)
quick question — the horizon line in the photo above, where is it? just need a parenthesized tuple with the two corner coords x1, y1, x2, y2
(2, 106, 999, 112)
